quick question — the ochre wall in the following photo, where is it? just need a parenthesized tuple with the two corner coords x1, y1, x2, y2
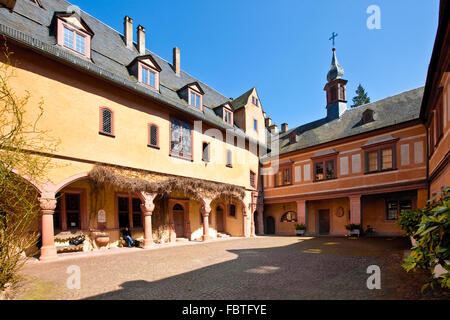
(307, 198, 349, 236)
(3, 44, 260, 193)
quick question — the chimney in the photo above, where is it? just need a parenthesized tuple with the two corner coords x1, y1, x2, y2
(124, 16, 133, 48)
(173, 47, 180, 75)
(265, 117, 272, 127)
(281, 123, 288, 133)
(137, 25, 145, 55)
(268, 124, 278, 134)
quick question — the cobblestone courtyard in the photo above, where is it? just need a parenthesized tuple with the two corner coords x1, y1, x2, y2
(13, 236, 450, 300)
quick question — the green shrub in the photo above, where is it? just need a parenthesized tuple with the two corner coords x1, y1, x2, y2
(397, 207, 423, 237)
(345, 223, 361, 231)
(294, 223, 306, 230)
(402, 187, 450, 291)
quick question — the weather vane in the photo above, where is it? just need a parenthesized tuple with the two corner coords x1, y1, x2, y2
(329, 32, 338, 48)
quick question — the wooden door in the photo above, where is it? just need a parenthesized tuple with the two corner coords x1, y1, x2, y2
(173, 209, 185, 237)
(216, 206, 224, 232)
(318, 209, 330, 235)
(266, 216, 275, 234)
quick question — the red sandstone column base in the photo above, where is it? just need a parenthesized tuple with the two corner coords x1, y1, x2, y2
(39, 246, 57, 261)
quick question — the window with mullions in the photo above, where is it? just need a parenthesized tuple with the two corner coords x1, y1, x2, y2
(189, 91, 201, 109)
(224, 109, 232, 125)
(314, 159, 336, 181)
(170, 119, 192, 160)
(386, 199, 412, 221)
(275, 167, 292, 187)
(142, 66, 156, 88)
(365, 147, 395, 173)
(63, 26, 86, 55)
(118, 196, 142, 229)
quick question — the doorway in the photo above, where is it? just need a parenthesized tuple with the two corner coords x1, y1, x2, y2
(266, 216, 275, 234)
(173, 203, 185, 238)
(216, 205, 225, 232)
(318, 209, 330, 235)
(253, 211, 258, 235)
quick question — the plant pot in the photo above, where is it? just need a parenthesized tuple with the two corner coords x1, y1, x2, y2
(95, 236, 110, 248)
(295, 230, 306, 236)
(349, 229, 360, 236)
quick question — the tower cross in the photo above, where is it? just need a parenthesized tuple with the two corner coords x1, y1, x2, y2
(329, 32, 338, 47)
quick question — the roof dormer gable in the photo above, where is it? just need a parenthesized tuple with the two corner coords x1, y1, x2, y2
(52, 12, 94, 37)
(213, 102, 234, 126)
(51, 12, 94, 59)
(177, 82, 205, 111)
(128, 55, 162, 91)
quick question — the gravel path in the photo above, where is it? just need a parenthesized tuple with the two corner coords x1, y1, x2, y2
(12, 236, 450, 300)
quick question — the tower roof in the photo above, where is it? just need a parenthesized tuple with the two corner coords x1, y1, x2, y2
(327, 48, 344, 82)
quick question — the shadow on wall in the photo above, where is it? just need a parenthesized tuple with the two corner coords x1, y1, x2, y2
(83, 237, 413, 300)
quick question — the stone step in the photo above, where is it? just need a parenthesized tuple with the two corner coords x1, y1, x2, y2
(217, 233, 231, 238)
(176, 238, 190, 242)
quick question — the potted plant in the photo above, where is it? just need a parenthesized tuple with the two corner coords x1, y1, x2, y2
(397, 208, 423, 246)
(345, 224, 361, 237)
(294, 223, 306, 236)
(91, 230, 110, 248)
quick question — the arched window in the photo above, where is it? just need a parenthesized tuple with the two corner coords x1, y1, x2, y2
(100, 107, 114, 136)
(362, 109, 374, 124)
(280, 211, 297, 222)
(148, 124, 159, 148)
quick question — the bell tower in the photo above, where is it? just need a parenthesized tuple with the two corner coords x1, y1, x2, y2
(324, 47, 347, 121)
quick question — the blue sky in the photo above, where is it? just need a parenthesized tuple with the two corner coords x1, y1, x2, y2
(70, 0, 439, 128)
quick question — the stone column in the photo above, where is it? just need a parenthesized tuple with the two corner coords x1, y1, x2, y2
(296, 200, 307, 225)
(139, 192, 157, 249)
(242, 205, 249, 237)
(257, 204, 264, 235)
(349, 195, 362, 225)
(39, 197, 58, 261)
(202, 199, 212, 241)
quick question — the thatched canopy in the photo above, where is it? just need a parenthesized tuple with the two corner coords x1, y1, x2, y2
(87, 165, 246, 200)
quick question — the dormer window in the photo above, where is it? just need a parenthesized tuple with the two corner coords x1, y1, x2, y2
(177, 82, 205, 112)
(63, 26, 86, 55)
(140, 64, 159, 89)
(55, 13, 93, 59)
(362, 109, 374, 124)
(189, 90, 202, 109)
(224, 109, 233, 125)
(289, 132, 296, 144)
(128, 55, 161, 91)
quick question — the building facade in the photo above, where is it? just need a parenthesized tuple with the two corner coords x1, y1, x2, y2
(0, 0, 266, 261)
(420, 0, 450, 198)
(0, 0, 448, 261)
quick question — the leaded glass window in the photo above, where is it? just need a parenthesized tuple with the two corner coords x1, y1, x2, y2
(101, 108, 112, 134)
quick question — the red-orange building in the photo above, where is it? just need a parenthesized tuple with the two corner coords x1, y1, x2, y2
(420, 0, 450, 198)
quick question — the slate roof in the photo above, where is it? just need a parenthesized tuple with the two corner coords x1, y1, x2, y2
(276, 86, 424, 155)
(231, 88, 254, 111)
(0, 0, 265, 145)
